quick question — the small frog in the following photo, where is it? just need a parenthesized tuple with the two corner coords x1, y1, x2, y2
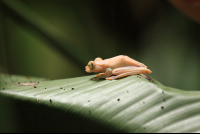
(85, 55, 152, 80)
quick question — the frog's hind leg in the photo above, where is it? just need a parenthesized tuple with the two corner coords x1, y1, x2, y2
(106, 66, 152, 80)
(106, 72, 135, 80)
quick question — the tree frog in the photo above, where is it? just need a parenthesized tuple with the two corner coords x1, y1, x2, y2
(85, 55, 152, 80)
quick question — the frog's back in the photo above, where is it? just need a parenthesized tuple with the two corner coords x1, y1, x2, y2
(102, 55, 131, 69)
(103, 55, 146, 69)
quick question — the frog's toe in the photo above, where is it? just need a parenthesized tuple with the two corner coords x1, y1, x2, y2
(96, 73, 105, 77)
(145, 69, 152, 74)
(106, 76, 117, 80)
(105, 78, 112, 80)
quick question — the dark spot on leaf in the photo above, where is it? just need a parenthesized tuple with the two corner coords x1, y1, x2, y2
(89, 110, 91, 114)
(45, 88, 46, 89)
(37, 82, 39, 84)
(64, 89, 65, 90)
(143, 102, 145, 104)
(163, 99, 166, 102)
(161, 106, 164, 110)
(118, 99, 120, 101)
(30, 81, 32, 83)
(144, 127, 146, 130)
(18, 82, 20, 84)
(5, 82, 7, 84)
(3, 88, 4, 89)
(72, 88, 74, 90)
(50, 79, 53, 81)
(34, 86, 37, 88)
(50, 99, 52, 103)
(88, 100, 90, 102)
(127, 91, 129, 93)
(60, 87, 62, 89)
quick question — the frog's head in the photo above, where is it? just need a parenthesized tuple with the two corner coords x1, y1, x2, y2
(85, 61, 103, 73)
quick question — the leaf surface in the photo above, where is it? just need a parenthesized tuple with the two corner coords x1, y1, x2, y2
(0, 74, 200, 133)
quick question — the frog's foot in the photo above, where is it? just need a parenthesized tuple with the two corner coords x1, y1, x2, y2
(93, 73, 106, 80)
(105, 76, 117, 80)
(96, 73, 105, 77)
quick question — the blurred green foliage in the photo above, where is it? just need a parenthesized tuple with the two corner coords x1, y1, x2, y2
(0, 0, 200, 91)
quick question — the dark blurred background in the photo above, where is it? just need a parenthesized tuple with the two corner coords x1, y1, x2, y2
(0, 0, 200, 91)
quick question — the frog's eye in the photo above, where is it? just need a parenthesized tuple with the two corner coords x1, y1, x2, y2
(87, 61, 95, 70)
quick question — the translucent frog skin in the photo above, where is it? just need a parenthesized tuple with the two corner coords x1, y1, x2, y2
(85, 55, 152, 80)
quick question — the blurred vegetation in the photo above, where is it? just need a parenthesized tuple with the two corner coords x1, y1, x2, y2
(0, 0, 200, 91)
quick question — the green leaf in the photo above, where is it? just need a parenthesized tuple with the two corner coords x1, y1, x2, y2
(0, 73, 200, 132)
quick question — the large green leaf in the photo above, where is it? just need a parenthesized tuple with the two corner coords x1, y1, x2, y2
(0, 73, 200, 132)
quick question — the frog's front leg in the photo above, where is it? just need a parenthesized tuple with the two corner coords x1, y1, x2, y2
(93, 68, 113, 80)
(106, 66, 152, 80)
